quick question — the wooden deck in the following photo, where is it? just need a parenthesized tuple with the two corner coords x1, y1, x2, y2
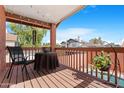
(0, 63, 115, 88)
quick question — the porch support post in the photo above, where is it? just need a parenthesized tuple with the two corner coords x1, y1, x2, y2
(50, 24, 56, 52)
(0, 6, 6, 71)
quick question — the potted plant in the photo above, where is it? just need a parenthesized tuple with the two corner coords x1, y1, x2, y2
(92, 51, 111, 71)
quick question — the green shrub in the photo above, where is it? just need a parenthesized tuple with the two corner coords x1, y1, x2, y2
(92, 51, 111, 71)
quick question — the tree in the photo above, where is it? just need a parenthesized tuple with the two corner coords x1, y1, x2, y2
(89, 37, 104, 45)
(9, 22, 47, 47)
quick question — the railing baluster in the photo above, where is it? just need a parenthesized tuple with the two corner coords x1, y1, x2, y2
(107, 69, 110, 82)
(65, 50, 66, 66)
(101, 71, 103, 79)
(71, 50, 73, 68)
(63, 50, 65, 65)
(64, 50, 66, 66)
(91, 51, 93, 76)
(28, 48, 30, 60)
(61, 50, 64, 64)
(32, 47, 33, 60)
(76, 50, 78, 70)
(123, 53, 124, 79)
(74, 50, 76, 69)
(67, 50, 69, 67)
(86, 51, 88, 74)
(69, 50, 71, 67)
(79, 50, 81, 71)
(96, 51, 98, 78)
(115, 52, 118, 85)
(82, 51, 84, 73)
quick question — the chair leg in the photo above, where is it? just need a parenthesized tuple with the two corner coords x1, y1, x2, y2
(22, 65, 25, 71)
(7, 63, 13, 79)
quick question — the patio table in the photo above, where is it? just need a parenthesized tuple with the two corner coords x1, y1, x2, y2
(34, 52, 59, 71)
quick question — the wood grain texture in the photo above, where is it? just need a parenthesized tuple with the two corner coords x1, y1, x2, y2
(0, 64, 114, 88)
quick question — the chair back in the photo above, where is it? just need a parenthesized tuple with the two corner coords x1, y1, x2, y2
(7, 46, 25, 63)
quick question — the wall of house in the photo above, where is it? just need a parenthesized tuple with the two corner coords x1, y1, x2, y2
(6, 41, 16, 46)
(68, 42, 81, 47)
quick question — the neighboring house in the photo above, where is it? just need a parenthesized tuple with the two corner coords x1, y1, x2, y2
(6, 33, 18, 46)
(67, 39, 81, 47)
(121, 41, 124, 47)
(61, 38, 82, 48)
(61, 41, 67, 48)
(105, 43, 121, 47)
(60, 38, 121, 48)
(61, 36, 88, 48)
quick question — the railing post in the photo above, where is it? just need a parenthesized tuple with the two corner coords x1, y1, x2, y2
(0, 6, 6, 71)
(50, 24, 56, 52)
(115, 52, 118, 85)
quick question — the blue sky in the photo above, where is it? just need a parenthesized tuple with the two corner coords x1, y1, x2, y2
(43, 5, 124, 44)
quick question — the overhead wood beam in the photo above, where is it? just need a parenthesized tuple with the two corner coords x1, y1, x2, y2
(50, 24, 56, 52)
(6, 12, 51, 29)
(0, 5, 6, 71)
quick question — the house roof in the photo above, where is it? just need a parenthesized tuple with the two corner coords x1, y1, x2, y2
(4, 5, 84, 25)
(67, 39, 79, 43)
(61, 41, 66, 44)
(6, 33, 17, 41)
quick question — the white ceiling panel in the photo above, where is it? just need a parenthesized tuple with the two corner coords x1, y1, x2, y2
(4, 5, 84, 24)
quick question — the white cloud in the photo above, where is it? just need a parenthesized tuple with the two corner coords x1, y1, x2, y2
(56, 27, 94, 43)
(118, 38, 124, 45)
(90, 5, 96, 8)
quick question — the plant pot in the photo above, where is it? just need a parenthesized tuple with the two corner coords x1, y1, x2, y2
(99, 64, 111, 71)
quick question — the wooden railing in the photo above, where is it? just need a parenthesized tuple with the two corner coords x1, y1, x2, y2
(6, 47, 124, 87)
(6, 47, 49, 63)
(55, 47, 124, 87)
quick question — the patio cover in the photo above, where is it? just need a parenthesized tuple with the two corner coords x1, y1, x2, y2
(4, 5, 84, 27)
(0, 5, 85, 70)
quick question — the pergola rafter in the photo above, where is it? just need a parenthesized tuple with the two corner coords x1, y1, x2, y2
(6, 12, 51, 29)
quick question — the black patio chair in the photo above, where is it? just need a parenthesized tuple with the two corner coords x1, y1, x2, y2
(6, 46, 34, 79)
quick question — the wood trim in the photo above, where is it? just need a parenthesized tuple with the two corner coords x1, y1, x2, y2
(55, 47, 124, 53)
(56, 5, 86, 25)
(6, 12, 51, 29)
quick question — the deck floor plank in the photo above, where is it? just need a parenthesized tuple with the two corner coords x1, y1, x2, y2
(47, 71, 69, 88)
(65, 69, 113, 88)
(22, 65, 33, 88)
(39, 71, 57, 88)
(66, 69, 105, 88)
(1, 66, 14, 88)
(55, 65, 96, 88)
(55, 70, 81, 87)
(0, 64, 114, 88)
(27, 65, 41, 88)
(61, 69, 98, 88)
(59, 69, 92, 88)
(29, 65, 49, 88)
(43, 71, 66, 88)
(0, 68, 9, 87)
(9, 66, 18, 88)
(15, 65, 24, 88)
(49, 71, 74, 88)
